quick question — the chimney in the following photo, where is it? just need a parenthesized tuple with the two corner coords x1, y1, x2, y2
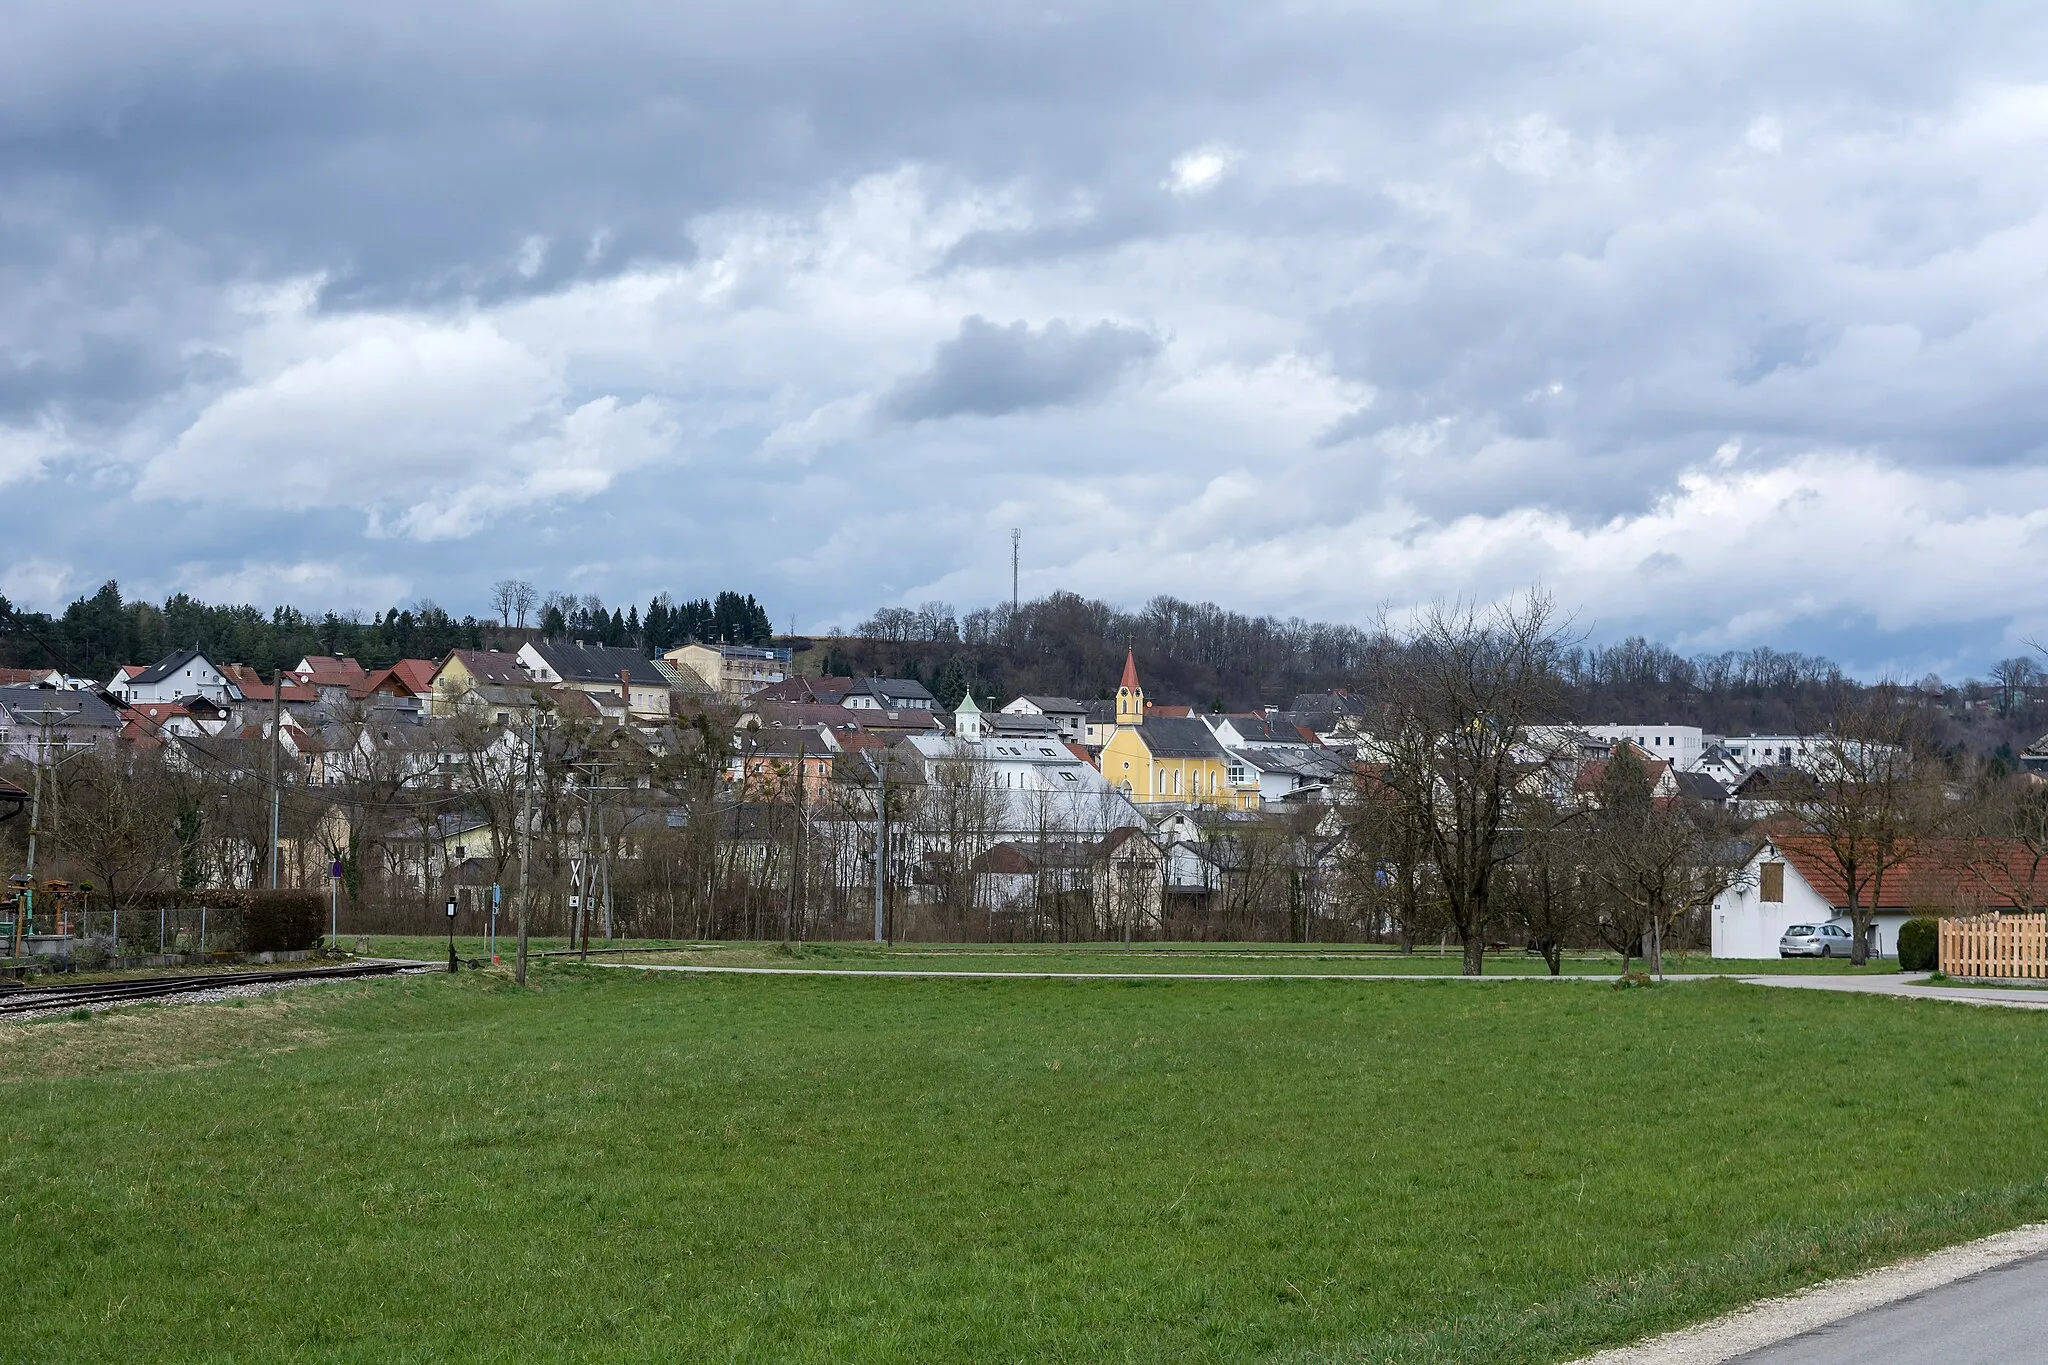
(621, 668, 632, 711)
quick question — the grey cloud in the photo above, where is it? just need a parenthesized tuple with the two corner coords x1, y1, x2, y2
(881, 316, 1160, 422)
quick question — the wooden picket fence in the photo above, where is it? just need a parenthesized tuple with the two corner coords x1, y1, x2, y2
(1941, 913, 2048, 980)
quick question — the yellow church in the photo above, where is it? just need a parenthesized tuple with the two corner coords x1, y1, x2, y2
(1096, 652, 1259, 809)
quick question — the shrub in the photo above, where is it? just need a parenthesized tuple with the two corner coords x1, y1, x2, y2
(1612, 970, 1657, 990)
(1898, 917, 1940, 972)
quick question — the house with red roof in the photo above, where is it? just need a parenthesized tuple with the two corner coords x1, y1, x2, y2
(1711, 834, 2048, 959)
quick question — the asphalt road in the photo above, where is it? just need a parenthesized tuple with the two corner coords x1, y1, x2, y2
(1732, 1253, 2048, 1363)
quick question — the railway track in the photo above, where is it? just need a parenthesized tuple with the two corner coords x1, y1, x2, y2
(0, 960, 417, 1018)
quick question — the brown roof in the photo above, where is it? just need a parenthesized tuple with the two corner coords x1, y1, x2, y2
(299, 655, 369, 687)
(220, 665, 318, 703)
(1773, 835, 2048, 912)
(1120, 650, 1141, 693)
(439, 650, 530, 687)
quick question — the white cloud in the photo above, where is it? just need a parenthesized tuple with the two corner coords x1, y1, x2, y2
(1166, 146, 1237, 195)
(162, 559, 415, 612)
(136, 297, 674, 539)
(0, 557, 72, 611)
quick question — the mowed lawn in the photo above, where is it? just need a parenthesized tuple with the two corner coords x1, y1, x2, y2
(5, 971, 2047, 1363)
(363, 935, 1898, 976)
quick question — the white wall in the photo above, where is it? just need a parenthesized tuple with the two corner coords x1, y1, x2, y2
(1712, 846, 1905, 958)
(1583, 724, 1704, 771)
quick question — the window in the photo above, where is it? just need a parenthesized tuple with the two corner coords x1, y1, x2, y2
(1760, 862, 1785, 902)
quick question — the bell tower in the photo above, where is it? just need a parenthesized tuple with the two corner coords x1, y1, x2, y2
(1114, 650, 1144, 726)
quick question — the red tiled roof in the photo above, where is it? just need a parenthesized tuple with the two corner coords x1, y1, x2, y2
(1772, 835, 2048, 912)
(1120, 650, 1140, 693)
(299, 655, 369, 686)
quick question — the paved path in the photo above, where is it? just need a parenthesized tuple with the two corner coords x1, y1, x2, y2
(1735, 973, 2048, 1010)
(1729, 1253, 2048, 1363)
(1573, 1223, 2048, 1364)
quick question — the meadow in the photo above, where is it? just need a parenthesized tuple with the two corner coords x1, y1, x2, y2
(3, 963, 2041, 1363)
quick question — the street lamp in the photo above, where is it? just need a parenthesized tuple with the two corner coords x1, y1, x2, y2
(446, 894, 458, 973)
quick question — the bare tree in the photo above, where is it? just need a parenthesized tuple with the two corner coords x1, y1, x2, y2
(1775, 684, 1949, 965)
(1499, 789, 1590, 975)
(1587, 745, 1750, 975)
(1362, 595, 1570, 974)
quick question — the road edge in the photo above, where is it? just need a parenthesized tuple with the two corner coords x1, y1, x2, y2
(1568, 1222, 2048, 1363)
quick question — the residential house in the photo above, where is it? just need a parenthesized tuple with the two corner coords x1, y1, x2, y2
(843, 677, 936, 712)
(753, 675, 856, 706)
(0, 686, 124, 761)
(1095, 653, 1258, 810)
(731, 726, 839, 801)
(295, 655, 371, 704)
(663, 642, 794, 699)
(429, 650, 535, 721)
(108, 648, 235, 703)
(1711, 835, 2048, 959)
(1572, 743, 1681, 805)
(518, 641, 671, 719)
(1233, 745, 1353, 804)
(1001, 696, 1090, 744)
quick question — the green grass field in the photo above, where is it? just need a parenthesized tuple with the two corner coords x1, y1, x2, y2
(4, 965, 2038, 1362)
(358, 935, 1899, 976)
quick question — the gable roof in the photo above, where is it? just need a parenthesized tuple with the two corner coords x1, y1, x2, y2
(1133, 717, 1230, 760)
(130, 648, 214, 686)
(527, 641, 667, 687)
(219, 665, 318, 704)
(298, 655, 369, 686)
(1769, 835, 2048, 912)
(439, 649, 531, 688)
(1012, 695, 1088, 714)
(1219, 714, 1321, 745)
(0, 686, 123, 727)
(846, 676, 935, 704)
(752, 675, 854, 705)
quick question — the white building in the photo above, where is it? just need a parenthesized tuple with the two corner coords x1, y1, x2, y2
(1581, 724, 1705, 772)
(1711, 836, 1923, 959)
(108, 648, 236, 704)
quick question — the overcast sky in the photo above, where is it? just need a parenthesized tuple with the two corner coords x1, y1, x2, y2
(6, 2, 2048, 678)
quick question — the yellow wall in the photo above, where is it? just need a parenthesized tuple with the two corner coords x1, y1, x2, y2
(1099, 726, 1257, 810)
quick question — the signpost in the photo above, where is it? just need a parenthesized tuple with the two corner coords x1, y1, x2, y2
(445, 895, 458, 973)
(330, 859, 343, 952)
(489, 884, 500, 962)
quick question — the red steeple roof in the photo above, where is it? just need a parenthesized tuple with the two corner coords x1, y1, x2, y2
(1119, 649, 1141, 693)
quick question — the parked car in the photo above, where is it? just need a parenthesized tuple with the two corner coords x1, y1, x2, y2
(1780, 922, 1857, 958)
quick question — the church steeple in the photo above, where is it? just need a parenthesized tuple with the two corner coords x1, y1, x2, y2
(1115, 649, 1144, 726)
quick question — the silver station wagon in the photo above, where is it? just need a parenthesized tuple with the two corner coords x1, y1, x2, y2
(1780, 922, 1857, 958)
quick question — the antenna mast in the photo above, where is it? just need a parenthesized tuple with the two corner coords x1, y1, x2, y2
(1011, 527, 1020, 616)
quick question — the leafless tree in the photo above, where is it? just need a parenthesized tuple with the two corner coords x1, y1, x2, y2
(1775, 684, 1950, 965)
(1362, 595, 1571, 973)
(1586, 745, 1750, 975)
(491, 579, 538, 629)
(1499, 789, 1590, 975)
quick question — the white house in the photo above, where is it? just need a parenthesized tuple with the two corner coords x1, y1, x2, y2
(1001, 695, 1090, 743)
(109, 648, 236, 704)
(1709, 834, 2035, 960)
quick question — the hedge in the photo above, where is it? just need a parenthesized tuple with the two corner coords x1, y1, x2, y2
(1897, 916, 1940, 972)
(122, 889, 327, 954)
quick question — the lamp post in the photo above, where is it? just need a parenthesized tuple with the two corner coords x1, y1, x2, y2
(446, 894, 458, 973)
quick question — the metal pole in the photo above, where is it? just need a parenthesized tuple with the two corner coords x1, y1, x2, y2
(862, 751, 886, 944)
(330, 860, 339, 950)
(446, 894, 458, 972)
(515, 712, 535, 984)
(267, 669, 284, 889)
(17, 746, 41, 954)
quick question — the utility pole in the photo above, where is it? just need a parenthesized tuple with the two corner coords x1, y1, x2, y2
(1011, 527, 1021, 617)
(267, 669, 284, 889)
(515, 710, 536, 984)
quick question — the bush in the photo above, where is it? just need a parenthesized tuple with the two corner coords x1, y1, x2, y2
(1612, 970, 1657, 990)
(1898, 917, 1940, 972)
